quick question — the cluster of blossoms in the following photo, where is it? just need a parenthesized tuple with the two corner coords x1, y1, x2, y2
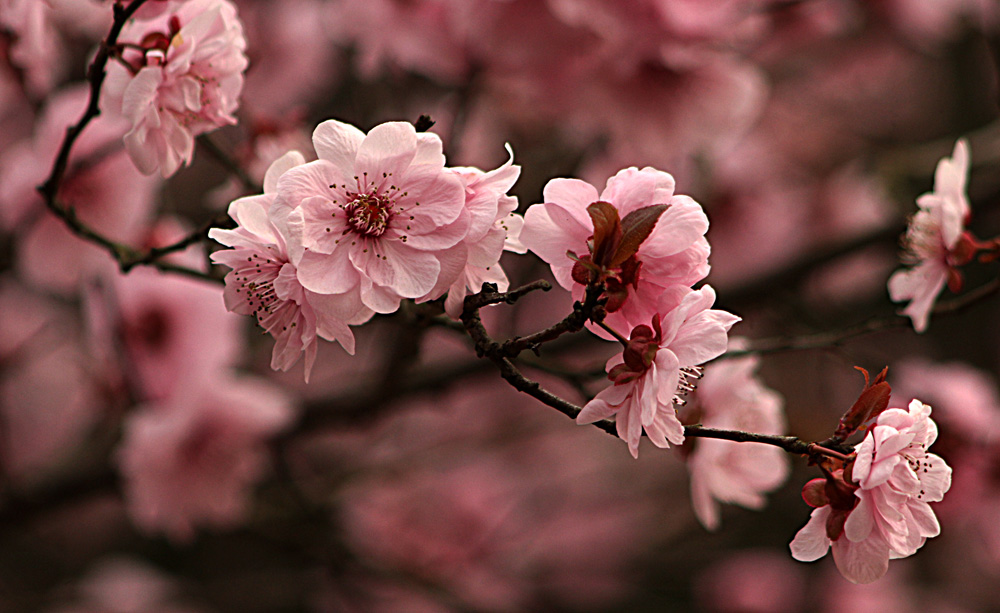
(519, 168, 738, 458)
(211, 119, 526, 381)
(101, 0, 248, 177)
(790, 390, 952, 583)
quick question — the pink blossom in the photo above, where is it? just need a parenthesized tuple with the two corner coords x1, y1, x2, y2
(102, 0, 248, 177)
(521, 166, 711, 337)
(0, 86, 159, 294)
(577, 285, 739, 458)
(0, 0, 63, 96)
(117, 376, 294, 542)
(790, 400, 952, 584)
(282, 119, 468, 313)
(888, 139, 971, 332)
(681, 351, 789, 530)
(99, 266, 242, 401)
(438, 148, 526, 317)
(210, 151, 373, 382)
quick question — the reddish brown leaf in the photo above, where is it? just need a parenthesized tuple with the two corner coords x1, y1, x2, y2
(587, 201, 621, 267)
(610, 204, 669, 267)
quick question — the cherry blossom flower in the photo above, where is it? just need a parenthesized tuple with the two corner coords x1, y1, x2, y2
(102, 0, 248, 177)
(520, 166, 710, 337)
(577, 285, 739, 458)
(436, 147, 526, 317)
(117, 375, 294, 542)
(282, 119, 468, 313)
(888, 139, 973, 332)
(210, 151, 373, 382)
(680, 351, 789, 530)
(790, 400, 952, 584)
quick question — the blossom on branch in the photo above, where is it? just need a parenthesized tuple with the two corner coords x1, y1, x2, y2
(282, 119, 468, 313)
(210, 152, 373, 382)
(577, 285, 739, 458)
(887, 139, 973, 332)
(520, 166, 710, 338)
(790, 400, 952, 584)
(102, 0, 248, 177)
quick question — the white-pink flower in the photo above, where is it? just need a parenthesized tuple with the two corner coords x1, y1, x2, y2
(577, 285, 739, 458)
(887, 139, 971, 333)
(439, 148, 526, 317)
(102, 0, 248, 177)
(789, 400, 952, 584)
(117, 375, 294, 542)
(210, 152, 373, 381)
(682, 351, 789, 531)
(283, 119, 469, 313)
(520, 166, 710, 337)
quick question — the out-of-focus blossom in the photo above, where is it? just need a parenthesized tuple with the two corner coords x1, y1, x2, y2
(102, 0, 248, 177)
(117, 375, 294, 542)
(0, 279, 102, 484)
(283, 119, 468, 313)
(0, 86, 159, 294)
(888, 139, 972, 333)
(790, 400, 952, 583)
(211, 151, 373, 381)
(521, 166, 710, 338)
(240, 0, 342, 115)
(334, 382, 658, 611)
(577, 286, 739, 458)
(0, 0, 63, 96)
(99, 267, 241, 401)
(46, 557, 208, 613)
(436, 147, 525, 317)
(696, 550, 807, 613)
(680, 351, 789, 530)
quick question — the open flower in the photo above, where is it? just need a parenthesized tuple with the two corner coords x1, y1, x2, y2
(520, 167, 710, 337)
(283, 119, 468, 313)
(790, 400, 952, 583)
(102, 0, 248, 177)
(210, 152, 373, 382)
(577, 285, 739, 458)
(887, 139, 973, 332)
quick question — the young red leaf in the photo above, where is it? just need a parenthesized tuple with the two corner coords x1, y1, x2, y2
(609, 203, 669, 268)
(587, 201, 621, 268)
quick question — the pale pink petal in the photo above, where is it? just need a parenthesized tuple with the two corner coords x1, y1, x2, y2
(312, 119, 365, 170)
(355, 121, 418, 182)
(831, 535, 890, 584)
(296, 248, 360, 294)
(789, 507, 832, 562)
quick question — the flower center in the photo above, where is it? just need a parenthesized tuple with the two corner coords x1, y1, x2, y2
(345, 193, 392, 237)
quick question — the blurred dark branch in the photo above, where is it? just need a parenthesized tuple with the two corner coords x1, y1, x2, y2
(196, 133, 262, 193)
(33, 0, 252, 284)
(723, 276, 1000, 359)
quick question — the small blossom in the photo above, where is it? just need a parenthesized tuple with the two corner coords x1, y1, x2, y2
(210, 151, 373, 382)
(577, 285, 739, 458)
(283, 119, 468, 314)
(521, 166, 710, 337)
(887, 139, 972, 332)
(117, 375, 294, 542)
(789, 400, 952, 584)
(102, 0, 248, 177)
